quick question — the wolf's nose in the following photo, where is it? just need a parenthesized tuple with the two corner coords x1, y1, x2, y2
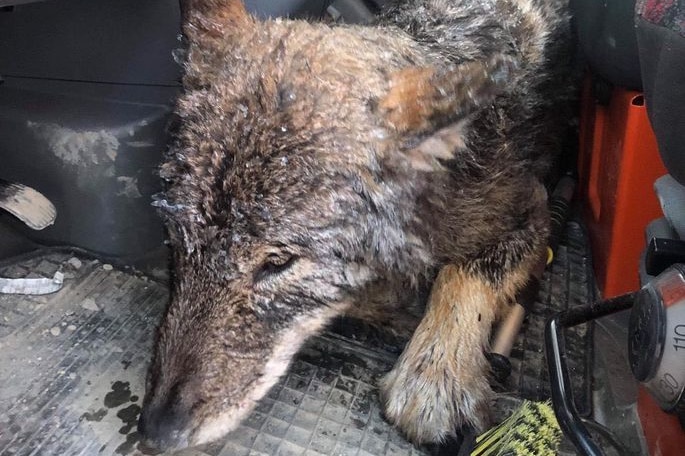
(138, 401, 192, 451)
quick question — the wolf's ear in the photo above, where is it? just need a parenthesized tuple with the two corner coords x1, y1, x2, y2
(378, 55, 517, 171)
(379, 56, 517, 134)
(182, 0, 253, 44)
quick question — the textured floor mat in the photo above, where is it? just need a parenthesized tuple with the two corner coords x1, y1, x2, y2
(0, 251, 425, 456)
(503, 219, 594, 416)
(0, 221, 594, 456)
(0, 252, 166, 456)
(220, 336, 425, 456)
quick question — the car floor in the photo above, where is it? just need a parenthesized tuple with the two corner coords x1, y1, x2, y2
(0, 220, 608, 456)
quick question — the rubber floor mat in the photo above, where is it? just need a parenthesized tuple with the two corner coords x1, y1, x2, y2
(0, 219, 594, 456)
(0, 251, 425, 456)
(503, 219, 594, 416)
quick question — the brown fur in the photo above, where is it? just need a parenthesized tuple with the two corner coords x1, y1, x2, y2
(381, 241, 544, 443)
(380, 57, 516, 134)
(381, 265, 502, 441)
(139, 0, 575, 450)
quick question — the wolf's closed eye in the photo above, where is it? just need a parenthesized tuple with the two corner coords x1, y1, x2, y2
(254, 254, 298, 282)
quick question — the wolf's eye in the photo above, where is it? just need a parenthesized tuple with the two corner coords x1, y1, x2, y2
(254, 254, 298, 282)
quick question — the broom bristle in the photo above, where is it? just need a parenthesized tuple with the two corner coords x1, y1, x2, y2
(471, 400, 562, 456)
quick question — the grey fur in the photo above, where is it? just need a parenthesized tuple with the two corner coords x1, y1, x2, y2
(139, 0, 576, 450)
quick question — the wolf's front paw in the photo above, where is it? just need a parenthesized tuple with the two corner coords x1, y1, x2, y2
(379, 352, 491, 444)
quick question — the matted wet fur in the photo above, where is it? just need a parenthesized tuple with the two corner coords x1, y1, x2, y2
(139, 0, 575, 450)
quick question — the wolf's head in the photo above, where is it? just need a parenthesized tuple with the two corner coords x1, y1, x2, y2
(138, 0, 514, 450)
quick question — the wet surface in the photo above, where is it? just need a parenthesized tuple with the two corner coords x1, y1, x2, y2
(117, 404, 141, 434)
(0, 251, 425, 456)
(0, 224, 596, 456)
(115, 432, 142, 456)
(105, 381, 133, 409)
(81, 408, 108, 422)
(0, 252, 165, 456)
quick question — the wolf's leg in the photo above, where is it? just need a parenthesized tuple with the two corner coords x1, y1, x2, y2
(380, 198, 547, 444)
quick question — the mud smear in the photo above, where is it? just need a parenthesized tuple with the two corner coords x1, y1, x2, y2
(371, 426, 384, 436)
(117, 403, 141, 435)
(105, 381, 131, 408)
(27, 121, 119, 166)
(350, 417, 367, 429)
(80, 408, 108, 422)
(137, 441, 164, 455)
(116, 176, 142, 198)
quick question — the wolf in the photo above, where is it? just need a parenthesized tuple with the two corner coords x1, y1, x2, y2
(138, 0, 574, 450)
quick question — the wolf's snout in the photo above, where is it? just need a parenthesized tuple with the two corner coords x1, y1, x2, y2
(138, 394, 193, 451)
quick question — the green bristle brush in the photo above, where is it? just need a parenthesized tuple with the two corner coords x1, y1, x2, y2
(469, 400, 563, 456)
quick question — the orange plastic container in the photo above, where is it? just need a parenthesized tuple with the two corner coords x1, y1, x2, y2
(578, 81, 667, 298)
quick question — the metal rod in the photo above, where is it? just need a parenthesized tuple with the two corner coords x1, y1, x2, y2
(544, 292, 636, 456)
(491, 303, 526, 356)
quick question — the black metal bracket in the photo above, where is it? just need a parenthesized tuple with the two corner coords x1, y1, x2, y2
(645, 237, 685, 277)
